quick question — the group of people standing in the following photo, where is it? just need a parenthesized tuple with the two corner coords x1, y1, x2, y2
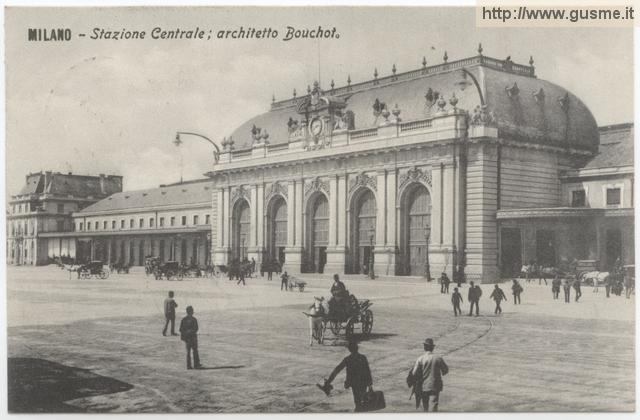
(448, 279, 521, 317)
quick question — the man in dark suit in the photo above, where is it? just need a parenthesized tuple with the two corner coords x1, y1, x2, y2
(162, 291, 178, 336)
(407, 338, 449, 412)
(468, 281, 482, 316)
(490, 284, 508, 314)
(322, 340, 373, 412)
(179, 306, 202, 369)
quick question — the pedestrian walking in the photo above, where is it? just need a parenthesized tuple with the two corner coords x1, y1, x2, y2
(490, 284, 507, 314)
(281, 271, 289, 291)
(467, 281, 482, 316)
(562, 277, 571, 303)
(573, 275, 582, 302)
(605, 275, 613, 298)
(237, 268, 246, 286)
(451, 287, 463, 316)
(440, 272, 451, 294)
(179, 306, 202, 370)
(251, 257, 256, 275)
(407, 338, 449, 412)
(319, 340, 373, 412)
(511, 279, 523, 304)
(552, 276, 561, 300)
(162, 291, 179, 336)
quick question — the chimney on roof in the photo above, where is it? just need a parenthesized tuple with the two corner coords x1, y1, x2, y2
(44, 171, 53, 193)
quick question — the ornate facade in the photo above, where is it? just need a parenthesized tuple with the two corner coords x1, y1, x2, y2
(206, 53, 633, 281)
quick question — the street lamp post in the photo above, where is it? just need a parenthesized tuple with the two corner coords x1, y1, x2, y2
(173, 131, 222, 183)
(424, 226, 432, 282)
(369, 230, 375, 279)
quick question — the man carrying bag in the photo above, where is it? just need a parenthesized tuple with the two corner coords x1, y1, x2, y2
(318, 340, 384, 412)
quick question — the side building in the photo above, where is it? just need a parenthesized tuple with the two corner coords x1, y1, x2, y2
(497, 122, 634, 276)
(39, 178, 214, 266)
(6, 171, 122, 265)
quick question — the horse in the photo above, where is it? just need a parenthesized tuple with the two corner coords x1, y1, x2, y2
(580, 271, 609, 291)
(303, 297, 327, 346)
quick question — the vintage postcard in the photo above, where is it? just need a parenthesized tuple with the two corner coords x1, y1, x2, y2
(4, 4, 635, 414)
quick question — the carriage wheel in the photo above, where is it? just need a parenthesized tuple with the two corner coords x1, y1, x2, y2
(345, 319, 355, 338)
(329, 320, 341, 335)
(80, 271, 90, 280)
(98, 270, 109, 280)
(361, 310, 373, 335)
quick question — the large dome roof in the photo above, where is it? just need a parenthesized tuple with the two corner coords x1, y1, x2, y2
(228, 56, 599, 152)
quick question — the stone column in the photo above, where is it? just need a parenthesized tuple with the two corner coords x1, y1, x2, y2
(325, 174, 347, 273)
(378, 169, 397, 276)
(284, 179, 303, 273)
(373, 170, 389, 275)
(248, 183, 265, 264)
(213, 187, 229, 265)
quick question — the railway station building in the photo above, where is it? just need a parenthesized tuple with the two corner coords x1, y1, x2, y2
(206, 53, 634, 281)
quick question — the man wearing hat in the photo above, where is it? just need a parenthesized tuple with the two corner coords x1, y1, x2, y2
(467, 281, 482, 316)
(319, 340, 373, 412)
(407, 338, 449, 412)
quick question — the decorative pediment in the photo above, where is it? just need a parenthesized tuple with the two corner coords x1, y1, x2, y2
(304, 177, 329, 198)
(231, 185, 250, 203)
(398, 166, 432, 193)
(349, 172, 377, 196)
(265, 181, 288, 202)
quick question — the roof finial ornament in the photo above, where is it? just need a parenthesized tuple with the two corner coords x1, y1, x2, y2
(330, 79, 335, 90)
(443, 51, 448, 63)
(307, 84, 311, 94)
(347, 74, 351, 86)
(293, 88, 297, 98)
(374, 68, 378, 79)
(529, 55, 535, 66)
(478, 43, 483, 55)
(422, 56, 427, 68)
(392, 63, 397, 75)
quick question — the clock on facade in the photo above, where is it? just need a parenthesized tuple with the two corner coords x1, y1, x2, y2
(309, 117, 323, 137)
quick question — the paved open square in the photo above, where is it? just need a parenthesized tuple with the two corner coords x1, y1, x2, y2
(7, 266, 635, 412)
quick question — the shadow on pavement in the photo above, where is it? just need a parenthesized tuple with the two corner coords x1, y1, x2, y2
(8, 357, 133, 413)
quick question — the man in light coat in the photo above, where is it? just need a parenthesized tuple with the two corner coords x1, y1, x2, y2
(407, 338, 449, 412)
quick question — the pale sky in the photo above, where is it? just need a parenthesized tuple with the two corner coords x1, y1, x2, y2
(4, 6, 633, 197)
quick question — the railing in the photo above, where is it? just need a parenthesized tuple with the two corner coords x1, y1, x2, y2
(350, 127, 378, 140)
(232, 148, 252, 159)
(400, 119, 433, 133)
(271, 55, 535, 110)
(267, 142, 289, 152)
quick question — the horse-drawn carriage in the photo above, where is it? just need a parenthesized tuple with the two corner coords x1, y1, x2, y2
(77, 261, 109, 279)
(109, 260, 131, 274)
(305, 293, 374, 345)
(153, 261, 184, 281)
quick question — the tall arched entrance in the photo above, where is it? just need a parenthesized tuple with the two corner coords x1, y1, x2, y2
(350, 189, 376, 274)
(266, 196, 287, 264)
(400, 184, 432, 276)
(306, 193, 328, 273)
(232, 199, 250, 261)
